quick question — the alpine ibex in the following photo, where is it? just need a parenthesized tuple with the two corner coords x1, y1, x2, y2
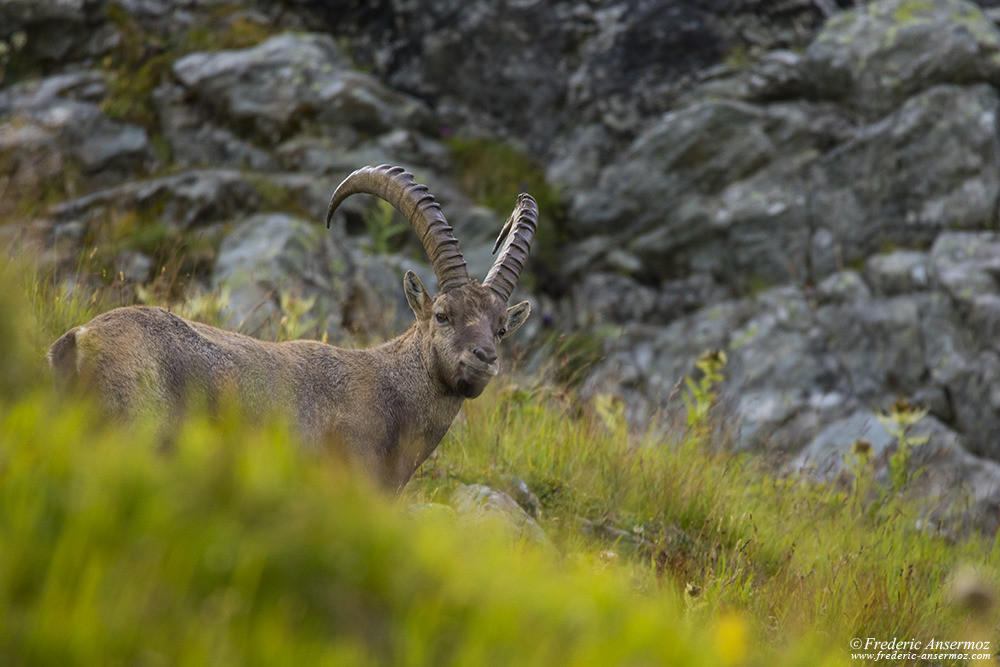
(48, 165, 537, 491)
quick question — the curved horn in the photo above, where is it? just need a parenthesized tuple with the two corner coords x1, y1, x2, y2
(483, 193, 538, 302)
(326, 165, 470, 292)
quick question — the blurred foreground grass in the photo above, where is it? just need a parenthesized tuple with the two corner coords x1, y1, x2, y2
(1, 257, 998, 666)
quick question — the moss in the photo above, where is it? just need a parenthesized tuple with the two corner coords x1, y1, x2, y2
(723, 44, 754, 71)
(180, 13, 276, 52)
(246, 175, 310, 219)
(892, 0, 934, 24)
(445, 137, 568, 291)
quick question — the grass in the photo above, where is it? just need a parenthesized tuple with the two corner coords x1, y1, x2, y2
(411, 378, 1000, 651)
(2, 254, 999, 665)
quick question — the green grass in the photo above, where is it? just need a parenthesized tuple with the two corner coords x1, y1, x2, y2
(2, 255, 999, 665)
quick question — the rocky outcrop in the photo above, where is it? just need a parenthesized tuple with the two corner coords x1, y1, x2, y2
(171, 33, 434, 147)
(0, 71, 158, 216)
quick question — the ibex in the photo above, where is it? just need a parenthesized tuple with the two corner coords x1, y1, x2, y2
(48, 165, 537, 491)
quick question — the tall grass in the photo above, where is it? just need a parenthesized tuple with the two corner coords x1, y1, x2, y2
(409, 378, 999, 659)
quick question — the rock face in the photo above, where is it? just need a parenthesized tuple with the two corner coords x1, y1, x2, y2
(6, 0, 1000, 531)
(172, 33, 433, 146)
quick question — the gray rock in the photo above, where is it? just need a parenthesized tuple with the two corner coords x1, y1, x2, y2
(814, 270, 871, 304)
(568, 95, 852, 288)
(46, 168, 261, 232)
(172, 33, 434, 145)
(0, 93, 157, 210)
(212, 212, 345, 337)
(809, 84, 1000, 276)
(818, 295, 928, 399)
(212, 210, 429, 342)
(575, 79, 999, 293)
(309, 0, 826, 157)
(802, 0, 1000, 116)
(451, 483, 548, 544)
(504, 476, 542, 519)
(936, 349, 1000, 460)
(864, 251, 930, 296)
(792, 410, 896, 480)
(153, 83, 276, 171)
(930, 231, 1000, 302)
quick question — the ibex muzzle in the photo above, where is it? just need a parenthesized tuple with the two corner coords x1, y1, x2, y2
(49, 165, 537, 491)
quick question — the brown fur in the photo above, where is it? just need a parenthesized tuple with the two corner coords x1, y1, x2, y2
(48, 276, 530, 492)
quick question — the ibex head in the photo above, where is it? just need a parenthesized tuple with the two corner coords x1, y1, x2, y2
(326, 165, 536, 399)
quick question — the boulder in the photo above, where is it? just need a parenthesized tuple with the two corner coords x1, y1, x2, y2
(212, 211, 427, 341)
(451, 484, 548, 545)
(172, 33, 434, 146)
(802, 0, 1000, 116)
(44, 169, 260, 232)
(809, 84, 1000, 277)
(792, 409, 1000, 535)
(212, 212, 336, 336)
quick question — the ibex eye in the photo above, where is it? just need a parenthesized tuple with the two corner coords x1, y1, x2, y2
(497, 328, 506, 338)
(435, 313, 449, 324)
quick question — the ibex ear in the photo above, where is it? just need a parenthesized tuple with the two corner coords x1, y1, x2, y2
(502, 301, 531, 338)
(403, 270, 431, 319)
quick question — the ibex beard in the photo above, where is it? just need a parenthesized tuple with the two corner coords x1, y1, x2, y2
(48, 165, 537, 493)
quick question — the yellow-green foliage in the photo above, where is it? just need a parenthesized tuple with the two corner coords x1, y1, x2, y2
(3, 258, 999, 665)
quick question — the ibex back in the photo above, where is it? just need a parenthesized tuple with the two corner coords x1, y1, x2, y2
(49, 165, 537, 492)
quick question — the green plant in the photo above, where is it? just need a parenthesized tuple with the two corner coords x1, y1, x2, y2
(362, 199, 409, 254)
(878, 398, 929, 492)
(545, 330, 606, 388)
(276, 290, 318, 342)
(682, 349, 727, 431)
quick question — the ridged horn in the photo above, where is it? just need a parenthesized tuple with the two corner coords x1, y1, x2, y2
(326, 165, 470, 292)
(483, 193, 538, 302)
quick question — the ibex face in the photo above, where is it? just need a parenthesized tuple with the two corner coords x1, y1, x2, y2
(404, 274, 531, 399)
(327, 165, 539, 400)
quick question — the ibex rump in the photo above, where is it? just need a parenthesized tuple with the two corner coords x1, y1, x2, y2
(49, 165, 537, 491)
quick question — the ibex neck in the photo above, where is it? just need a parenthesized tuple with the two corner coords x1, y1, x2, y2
(383, 323, 446, 396)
